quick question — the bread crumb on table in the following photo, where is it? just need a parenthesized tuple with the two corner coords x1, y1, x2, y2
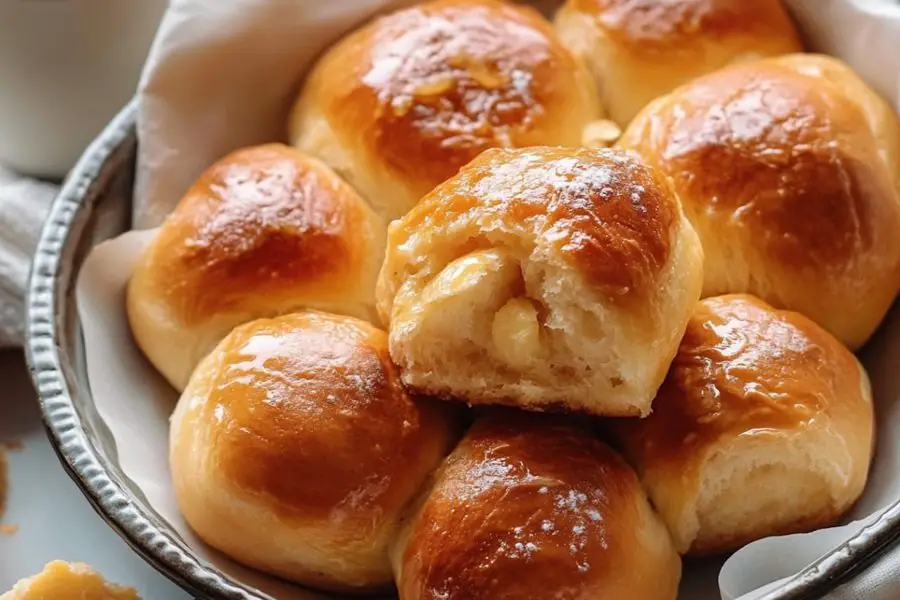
(1, 561, 140, 599)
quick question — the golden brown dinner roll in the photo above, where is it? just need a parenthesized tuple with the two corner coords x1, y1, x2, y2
(127, 143, 386, 391)
(170, 311, 457, 591)
(555, 0, 802, 125)
(612, 294, 874, 556)
(1, 561, 139, 600)
(290, 0, 602, 220)
(618, 54, 900, 349)
(377, 146, 703, 416)
(393, 413, 681, 600)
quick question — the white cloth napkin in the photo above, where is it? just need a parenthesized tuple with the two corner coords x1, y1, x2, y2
(830, 542, 900, 599)
(0, 166, 57, 347)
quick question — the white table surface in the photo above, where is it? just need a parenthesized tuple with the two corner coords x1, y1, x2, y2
(0, 349, 191, 599)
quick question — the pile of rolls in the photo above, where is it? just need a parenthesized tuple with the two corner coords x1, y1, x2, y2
(126, 0, 900, 598)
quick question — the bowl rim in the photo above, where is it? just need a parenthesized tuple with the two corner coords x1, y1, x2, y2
(24, 101, 271, 600)
(23, 100, 900, 600)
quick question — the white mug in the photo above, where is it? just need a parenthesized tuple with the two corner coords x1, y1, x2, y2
(0, 0, 166, 178)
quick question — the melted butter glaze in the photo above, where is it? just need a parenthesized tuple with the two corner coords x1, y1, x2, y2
(204, 312, 448, 522)
(317, 0, 592, 194)
(624, 295, 869, 473)
(621, 61, 897, 271)
(398, 414, 646, 599)
(156, 145, 367, 324)
(572, 0, 795, 53)
(397, 146, 678, 302)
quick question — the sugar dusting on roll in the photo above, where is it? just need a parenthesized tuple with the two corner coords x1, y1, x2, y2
(377, 145, 703, 417)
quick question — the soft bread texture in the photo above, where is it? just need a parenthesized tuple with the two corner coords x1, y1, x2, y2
(392, 413, 681, 600)
(618, 54, 900, 349)
(376, 146, 704, 416)
(0, 561, 139, 600)
(290, 0, 602, 221)
(613, 294, 875, 556)
(127, 144, 386, 391)
(554, 0, 802, 125)
(169, 311, 457, 591)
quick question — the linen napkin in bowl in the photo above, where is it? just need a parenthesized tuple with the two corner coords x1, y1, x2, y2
(0, 166, 56, 347)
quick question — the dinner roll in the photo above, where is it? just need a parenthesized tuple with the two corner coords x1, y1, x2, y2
(127, 144, 385, 391)
(393, 413, 681, 600)
(377, 146, 703, 416)
(555, 0, 802, 125)
(613, 294, 874, 556)
(290, 0, 602, 221)
(618, 54, 900, 349)
(170, 311, 457, 591)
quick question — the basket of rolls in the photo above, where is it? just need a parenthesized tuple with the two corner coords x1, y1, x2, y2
(24, 0, 900, 599)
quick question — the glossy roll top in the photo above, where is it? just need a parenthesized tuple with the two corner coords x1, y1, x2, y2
(377, 145, 703, 416)
(555, 0, 802, 125)
(169, 311, 457, 590)
(127, 144, 386, 391)
(290, 0, 602, 220)
(613, 294, 874, 555)
(618, 54, 900, 349)
(393, 413, 681, 600)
